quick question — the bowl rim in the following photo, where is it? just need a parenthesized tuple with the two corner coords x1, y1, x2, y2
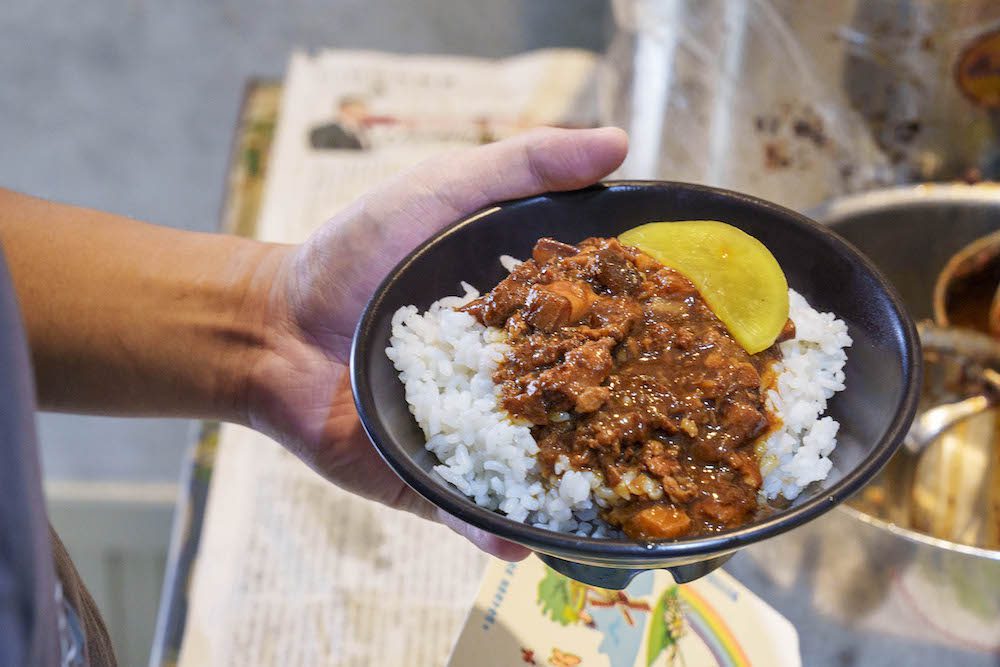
(351, 179, 922, 560)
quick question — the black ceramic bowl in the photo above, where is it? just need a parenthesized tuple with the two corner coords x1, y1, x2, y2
(352, 181, 920, 588)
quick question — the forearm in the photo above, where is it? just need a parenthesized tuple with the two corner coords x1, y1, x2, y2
(0, 188, 290, 423)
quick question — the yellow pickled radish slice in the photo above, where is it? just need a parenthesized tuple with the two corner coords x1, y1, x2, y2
(619, 220, 789, 354)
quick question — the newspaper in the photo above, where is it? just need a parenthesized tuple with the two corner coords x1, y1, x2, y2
(177, 49, 600, 666)
(177, 425, 488, 666)
(254, 49, 600, 244)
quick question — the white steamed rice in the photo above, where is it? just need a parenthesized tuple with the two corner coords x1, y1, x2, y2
(385, 269, 851, 536)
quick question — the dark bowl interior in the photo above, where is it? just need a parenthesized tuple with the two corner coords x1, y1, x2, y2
(352, 181, 920, 575)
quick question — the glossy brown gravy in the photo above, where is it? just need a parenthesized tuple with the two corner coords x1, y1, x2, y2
(462, 237, 790, 540)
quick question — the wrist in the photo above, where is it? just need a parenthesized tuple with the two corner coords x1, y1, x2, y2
(216, 240, 298, 426)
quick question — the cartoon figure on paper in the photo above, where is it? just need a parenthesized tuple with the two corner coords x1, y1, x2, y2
(536, 567, 685, 666)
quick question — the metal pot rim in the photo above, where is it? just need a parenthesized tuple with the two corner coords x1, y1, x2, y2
(812, 183, 1000, 224)
(837, 504, 1000, 560)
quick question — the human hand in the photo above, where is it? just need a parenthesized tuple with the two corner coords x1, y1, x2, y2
(245, 127, 628, 559)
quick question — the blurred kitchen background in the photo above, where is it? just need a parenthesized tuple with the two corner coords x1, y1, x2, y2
(4, 1, 1000, 665)
(0, 2, 609, 664)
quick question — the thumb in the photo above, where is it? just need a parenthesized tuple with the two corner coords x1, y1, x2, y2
(394, 125, 629, 220)
(291, 127, 628, 355)
(329, 125, 628, 246)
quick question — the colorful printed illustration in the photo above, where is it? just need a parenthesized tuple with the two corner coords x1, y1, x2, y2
(537, 568, 652, 628)
(646, 588, 685, 666)
(676, 586, 750, 667)
(448, 557, 800, 667)
(536, 567, 687, 666)
(548, 648, 583, 666)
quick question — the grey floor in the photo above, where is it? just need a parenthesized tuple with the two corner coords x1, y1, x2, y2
(1, 2, 609, 664)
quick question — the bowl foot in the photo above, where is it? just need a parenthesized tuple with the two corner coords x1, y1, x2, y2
(535, 552, 734, 589)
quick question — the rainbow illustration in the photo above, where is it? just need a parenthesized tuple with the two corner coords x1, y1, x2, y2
(678, 586, 751, 667)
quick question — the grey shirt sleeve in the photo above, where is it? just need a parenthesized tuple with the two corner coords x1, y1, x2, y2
(0, 243, 62, 666)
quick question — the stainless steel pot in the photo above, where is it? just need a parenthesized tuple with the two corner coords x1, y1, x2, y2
(734, 185, 1000, 656)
